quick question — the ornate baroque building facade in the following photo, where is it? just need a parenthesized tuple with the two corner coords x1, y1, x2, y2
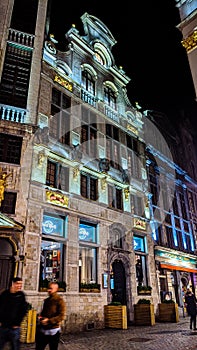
(0, 0, 197, 332)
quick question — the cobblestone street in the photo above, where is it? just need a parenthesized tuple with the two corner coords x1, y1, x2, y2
(18, 314, 197, 350)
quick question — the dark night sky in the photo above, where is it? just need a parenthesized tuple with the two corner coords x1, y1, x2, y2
(49, 0, 197, 123)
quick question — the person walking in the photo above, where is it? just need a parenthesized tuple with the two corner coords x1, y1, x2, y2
(36, 281, 66, 350)
(185, 288, 197, 330)
(0, 276, 28, 350)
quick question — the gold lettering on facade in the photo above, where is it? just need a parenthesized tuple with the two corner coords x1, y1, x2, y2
(54, 75, 73, 92)
(127, 124, 138, 135)
(181, 30, 197, 52)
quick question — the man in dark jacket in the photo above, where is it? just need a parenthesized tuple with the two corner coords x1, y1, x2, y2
(0, 276, 28, 350)
(36, 281, 66, 350)
(185, 288, 197, 330)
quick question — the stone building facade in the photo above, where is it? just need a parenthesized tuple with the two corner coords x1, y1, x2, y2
(0, 0, 197, 333)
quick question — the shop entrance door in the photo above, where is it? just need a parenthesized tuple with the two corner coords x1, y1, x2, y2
(112, 259, 126, 305)
(0, 238, 14, 291)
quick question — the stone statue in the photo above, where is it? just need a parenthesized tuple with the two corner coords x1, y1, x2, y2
(0, 173, 11, 207)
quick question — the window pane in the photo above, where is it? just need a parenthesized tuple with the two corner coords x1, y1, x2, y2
(39, 240, 64, 289)
(79, 246, 97, 284)
(0, 134, 22, 164)
(135, 254, 147, 286)
(1, 192, 17, 214)
(46, 160, 56, 187)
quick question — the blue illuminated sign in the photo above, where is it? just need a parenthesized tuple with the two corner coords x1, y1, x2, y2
(133, 236, 145, 252)
(79, 223, 96, 242)
(42, 215, 64, 236)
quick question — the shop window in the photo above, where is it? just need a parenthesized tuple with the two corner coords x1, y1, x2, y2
(79, 221, 98, 287)
(39, 240, 65, 291)
(133, 235, 148, 287)
(39, 213, 67, 291)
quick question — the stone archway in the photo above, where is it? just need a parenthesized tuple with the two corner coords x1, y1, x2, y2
(107, 222, 132, 322)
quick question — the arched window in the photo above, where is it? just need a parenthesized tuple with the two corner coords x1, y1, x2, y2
(82, 70, 95, 95)
(104, 86, 116, 110)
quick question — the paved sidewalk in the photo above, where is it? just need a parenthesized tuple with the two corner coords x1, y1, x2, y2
(17, 314, 197, 350)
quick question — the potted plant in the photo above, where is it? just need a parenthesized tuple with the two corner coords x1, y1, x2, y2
(158, 299, 179, 322)
(104, 302, 127, 329)
(134, 298, 155, 326)
(137, 285, 152, 295)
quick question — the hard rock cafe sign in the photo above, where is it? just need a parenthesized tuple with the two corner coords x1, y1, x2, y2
(133, 218, 146, 230)
(46, 190, 69, 207)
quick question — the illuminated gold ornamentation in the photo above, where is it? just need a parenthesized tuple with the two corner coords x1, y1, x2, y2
(181, 30, 197, 52)
(46, 190, 69, 207)
(124, 187, 130, 200)
(73, 167, 80, 180)
(38, 151, 45, 166)
(0, 173, 12, 207)
(54, 75, 73, 92)
(127, 124, 138, 135)
(133, 218, 146, 230)
(101, 177, 107, 191)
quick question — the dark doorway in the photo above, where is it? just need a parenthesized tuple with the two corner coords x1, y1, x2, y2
(0, 238, 14, 291)
(111, 260, 126, 305)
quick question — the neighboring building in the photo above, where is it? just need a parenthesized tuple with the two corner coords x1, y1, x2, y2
(144, 110, 197, 305)
(0, 0, 197, 332)
(176, 0, 197, 99)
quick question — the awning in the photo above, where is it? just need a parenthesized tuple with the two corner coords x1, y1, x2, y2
(0, 212, 24, 230)
(160, 263, 197, 273)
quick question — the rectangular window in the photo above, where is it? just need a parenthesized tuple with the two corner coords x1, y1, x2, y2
(39, 240, 65, 291)
(133, 235, 148, 288)
(1, 192, 17, 214)
(46, 160, 69, 191)
(131, 194, 144, 217)
(0, 133, 22, 164)
(80, 173, 98, 200)
(106, 124, 120, 170)
(79, 221, 98, 288)
(0, 44, 32, 108)
(50, 88, 71, 145)
(81, 106, 97, 158)
(39, 212, 67, 291)
(108, 185, 123, 210)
